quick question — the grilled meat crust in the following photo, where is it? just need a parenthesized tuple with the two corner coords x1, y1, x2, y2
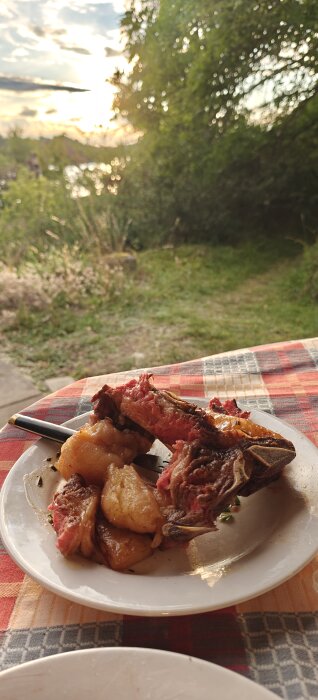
(158, 433, 296, 537)
(92, 374, 296, 537)
(92, 373, 219, 448)
(91, 384, 155, 443)
(49, 376, 297, 561)
(161, 439, 249, 528)
(48, 473, 100, 558)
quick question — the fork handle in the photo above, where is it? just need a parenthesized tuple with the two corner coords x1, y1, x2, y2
(8, 414, 163, 474)
(8, 414, 75, 443)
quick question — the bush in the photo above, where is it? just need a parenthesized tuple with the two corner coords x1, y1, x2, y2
(0, 168, 78, 265)
(0, 244, 124, 316)
(0, 167, 132, 265)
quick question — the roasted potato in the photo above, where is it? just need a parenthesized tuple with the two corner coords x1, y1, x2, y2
(56, 419, 152, 485)
(96, 518, 153, 571)
(101, 463, 163, 534)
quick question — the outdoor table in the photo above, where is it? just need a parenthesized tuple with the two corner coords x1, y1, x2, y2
(1, 337, 318, 699)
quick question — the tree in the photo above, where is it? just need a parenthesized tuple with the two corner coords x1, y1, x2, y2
(111, 0, 318, 243)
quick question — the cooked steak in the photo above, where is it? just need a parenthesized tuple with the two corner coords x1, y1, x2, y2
(92, 373, 218, 447)
(48, 473, 100, 558)
(91, 383, 156, 443)
(158, 439, 249, 534)
(158, 434, 296, 538)
(209, 397, 250, 418)
(92, 376, 296, 539)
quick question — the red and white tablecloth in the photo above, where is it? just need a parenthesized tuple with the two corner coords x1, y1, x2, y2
(1, 337, 318, 699)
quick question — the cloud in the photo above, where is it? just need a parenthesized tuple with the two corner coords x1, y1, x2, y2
(58, 43, 91, 55)
(60, 3, 121, 32)
(0, 1, 127, 142)
(0, 2, 123, 84)
(0, 75, 89, 92)
(29, 24, 67, 38)
(2, 1, 44, 33)
(20, 106, 37, 116)
(29, 24, 45, 37)
(105, 45, 121, 57)
(12, 47, 30, 58)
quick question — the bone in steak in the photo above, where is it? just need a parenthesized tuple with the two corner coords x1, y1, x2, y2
(92, 373, 219, 447)
(92, 375, 296, 537)
(159, 439, 249, 536)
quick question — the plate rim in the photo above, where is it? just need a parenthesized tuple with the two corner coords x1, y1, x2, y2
(1, 400, 318, 616)
(0, 646, 279, 699)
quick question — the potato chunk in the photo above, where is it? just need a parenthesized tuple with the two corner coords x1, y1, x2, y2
(96, 518, 152, 571)
(101, 463, 163, 534)
(56, 419, 152, 485)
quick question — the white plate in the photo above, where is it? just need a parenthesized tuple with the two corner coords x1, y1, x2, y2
(0, 647, 278, 699)
(1, 402, 318, 616)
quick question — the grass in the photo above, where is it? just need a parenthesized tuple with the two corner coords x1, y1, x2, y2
(2, 240, 316, 389)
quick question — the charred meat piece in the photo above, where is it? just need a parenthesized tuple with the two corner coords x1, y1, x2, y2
(207, 405, 296, 470)
(93, 374, 295, 469)
(92, 373, 218, 448)
(48, 473, 100, 558)
(92, 376, 296, 543)
(158, 439, 249, 538)
(209, 397, 250, 418)
(158, 433, 296, 540)
(90, 388, 154, 442)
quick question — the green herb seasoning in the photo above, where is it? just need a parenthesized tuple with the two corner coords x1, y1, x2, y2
(219, 512, 233, 522)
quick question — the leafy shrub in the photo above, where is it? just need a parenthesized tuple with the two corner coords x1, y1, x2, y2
(0, 168, 78, 264)
(0, 167, 131, 265)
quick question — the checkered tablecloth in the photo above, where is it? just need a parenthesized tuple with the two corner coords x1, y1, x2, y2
(1, 338, 318, 698)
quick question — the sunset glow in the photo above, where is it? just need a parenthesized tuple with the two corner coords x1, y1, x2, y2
(0, 1, 132, 144)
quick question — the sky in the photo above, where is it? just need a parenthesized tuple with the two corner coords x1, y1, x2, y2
(0, 0, 133, 145)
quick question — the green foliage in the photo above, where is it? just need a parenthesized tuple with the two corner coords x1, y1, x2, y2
(2, 242, 316, 385)
(111, 0, 318, 244)
(0, 168, 78, 264)
(115, 0, 318, 131)
(290, 238, 318, 300)
(0, 130, 127, 174)
(0, 164, 131, 265)
(1, 1, 318, 306)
